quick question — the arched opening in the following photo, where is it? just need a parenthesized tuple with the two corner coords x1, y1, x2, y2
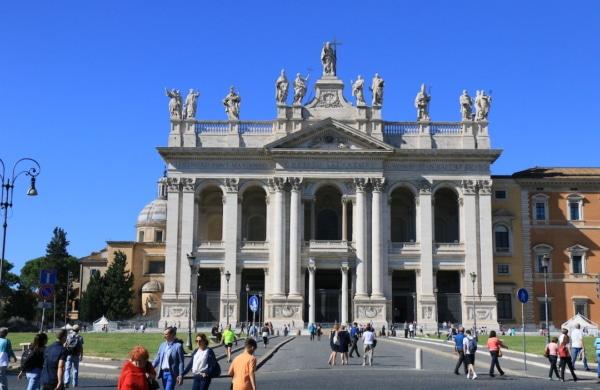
(314, 186, 342, 240)
(196, 268, 221, 325)
(436, 270, 462, 324)
(390, 187, 416, 242)
(198, 186, 223, 241)
(434, 188, 459, 243)
(241, 187, 267, 241)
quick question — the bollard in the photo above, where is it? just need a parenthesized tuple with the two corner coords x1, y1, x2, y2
(415, 348, 423, 370)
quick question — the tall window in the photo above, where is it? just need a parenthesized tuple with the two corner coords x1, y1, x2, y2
(572, 255, 583, 274)
(154, 230, 163, 242)
(567, 195, 583, 221)
(497, 293, 513, 320)
(138, 231, 145, 242)
(567, 245, 588, 275)
(574, 300, 588, 317)
(535, 202, 546, 221)
(539, 301, 552, 322)
(533, 244, 553, 273)
(494, 225, 510, 253)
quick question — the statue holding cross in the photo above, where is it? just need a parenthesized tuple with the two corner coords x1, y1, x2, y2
(320, 40, 339, 76)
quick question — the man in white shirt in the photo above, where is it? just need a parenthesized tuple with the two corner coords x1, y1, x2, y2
(362, 325, 376, 366)
(571, 324, 590, 371)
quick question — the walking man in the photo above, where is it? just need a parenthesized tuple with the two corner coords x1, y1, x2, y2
(64, 324, 84, 388)
(0, 328, 17, 389)
(404, 321, 408, 338)
(153, 327, 185, 390)
(308, 323, 316, 341)
(222, 324, 237, 363)
(349, 323, 360, 358)
(570, 324, 590, 371)
(453, 326, 468, 375)
(41, 330, 68, 390)
(362, 325, 376, 366)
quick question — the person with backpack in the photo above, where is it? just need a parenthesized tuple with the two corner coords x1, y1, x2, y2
(463, 329, 477, 380)
(486, 330, 506, 377)
(118, 345, 157, 390)
(453, 327, 468, 375)
(18, 333, 48, 390)
(308, 323, 316, 341)
(544, 336, 560, 380)
(183, 334, 220, 390)
(64, 324, 84, 388)
(558, 334, 577, 382)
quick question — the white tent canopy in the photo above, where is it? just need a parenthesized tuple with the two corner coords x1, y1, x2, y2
(561, 313, 598, 337)
(93, 315, 117, 332)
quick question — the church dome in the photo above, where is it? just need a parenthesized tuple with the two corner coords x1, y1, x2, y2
(141, 280, 163, 293)
(136, 176, 168, 227)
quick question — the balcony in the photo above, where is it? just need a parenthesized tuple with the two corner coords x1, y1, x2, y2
(304, 240, 352, 254)
(196, 241, 224, 253)
(240, 240, 269, 252)
(433, 242, 465, 255)
(388, 241, 420, 255)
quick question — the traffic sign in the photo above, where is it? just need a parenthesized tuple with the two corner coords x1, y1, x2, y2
(37, 302, 52, 309)
(38, 284, 54, 300)
(517, 288, 529, 304)
(249, 295, 259, 312)
(39, 269, 57, 285)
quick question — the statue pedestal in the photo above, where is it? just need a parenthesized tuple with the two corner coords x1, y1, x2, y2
(183, 120, 197, 147)
(168, 121, 183, 147)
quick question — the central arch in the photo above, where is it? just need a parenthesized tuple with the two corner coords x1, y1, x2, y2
(314, 185, 342, 240)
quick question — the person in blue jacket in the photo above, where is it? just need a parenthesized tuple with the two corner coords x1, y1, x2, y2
(153, 327, 185, 390)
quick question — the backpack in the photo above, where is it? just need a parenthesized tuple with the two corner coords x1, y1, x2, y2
(20, 348, 36, 371)
(454, 333, 465, 351)
(468, 337, 477, 354)
(65, 334, 82, 354)
(206, 348, 221, 378)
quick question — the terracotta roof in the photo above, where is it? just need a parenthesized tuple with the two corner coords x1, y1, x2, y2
(512, 167, 600, 179)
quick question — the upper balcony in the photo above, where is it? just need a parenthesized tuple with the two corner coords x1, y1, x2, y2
(433, 242, 465, 256)
(304, 240, 353, 254)
(388, 241, 420, 255)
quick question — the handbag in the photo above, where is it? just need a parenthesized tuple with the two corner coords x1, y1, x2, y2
(147, 377, 160, 390)
(497, 349, 502, 358)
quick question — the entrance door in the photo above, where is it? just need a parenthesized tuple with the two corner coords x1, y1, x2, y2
(240, 269, 265, 325)
(391, 271, 417, 324)
(305, 269, 342, 325)
(436, 271, 462, 324)
(196, 269, 221, 326)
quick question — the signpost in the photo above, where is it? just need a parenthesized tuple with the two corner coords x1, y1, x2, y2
(39, 269, 57, 285)
(249, 295, 259, 326)
(38, 284, 54, 332)
(517, 288, 529, 372)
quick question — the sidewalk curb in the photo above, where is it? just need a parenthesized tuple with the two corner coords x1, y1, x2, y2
(257, 337, 295, 370)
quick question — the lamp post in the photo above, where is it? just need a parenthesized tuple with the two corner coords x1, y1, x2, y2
(245, 283, 250, 332)
(470, 272, 477, 337)
(542, 255, 551, 344)
(186, 253, 196, 351)
(434, 288, 440, 338)
(0, 157, 40, 291)
(225, 270, 231, 326)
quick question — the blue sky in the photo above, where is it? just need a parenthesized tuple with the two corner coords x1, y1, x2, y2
(1, 1, 599, 272)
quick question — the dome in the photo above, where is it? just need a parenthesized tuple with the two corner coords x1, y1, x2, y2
(137, 198, 167, 227)
(141, 280, 163, 293)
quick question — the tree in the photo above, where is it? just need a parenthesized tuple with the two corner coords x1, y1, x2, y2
(102, 251, 134, 320)
(19, 227, 79, 323)
(0, 260, 36, 321)
(0, 260, 20, 297)
(79, 271, 105, 322)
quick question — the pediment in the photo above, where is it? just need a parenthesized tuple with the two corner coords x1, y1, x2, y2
(265, 118, 394, 153)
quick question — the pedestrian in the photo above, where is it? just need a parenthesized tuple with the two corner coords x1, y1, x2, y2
(41, 329, 68, 390)
(349, 323, 360, 358)
(261, 323, 269, 348)
(222, 324, 236, 363)
(18, 333, 48, 390)
(308, 323, 316, 341)
(381, 325, 386, 337)
(152, 327, 185, 390)
(544, 336, 560, 380)
(327, 325, 340, 366)
(570, 324, 590, 371)
(453, 326, 468, 375)
(316, 324, 323, 341)
(487, 330, 506, 377)
(558, 333, 577, 382)
(594, 335, 600, 383)
(337, 325, 351, 365)
(118, 345, 157, 390)
(228, 338, 257, 390)
(408, 322, 414, 338)
(183, 334, 220, 390)
(283, 325, 289, 337)
(463, 329, 477, 380)
(362, 325, 376, 366)
(403, 321, 408, 338)
(64, 324, 84, 388)
(0, 327, 18, 389)
(240, 322, 246, 336)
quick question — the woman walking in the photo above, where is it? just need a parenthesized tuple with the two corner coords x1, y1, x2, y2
(558, 335, 578, 382)
(337, 325, 351, 365)
(544, 336, 560, 380)
(183, 334, 216, 390)
(328, 324, 340, 366)
(118, 345, 157, 390)
(18, 333, 48, 390)
(261, 323, 270, 349)
(487, 330, 506, 377)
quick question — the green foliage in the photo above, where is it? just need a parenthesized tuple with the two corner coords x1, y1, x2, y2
(79, 271, 105, 322)
(0, 260, 20, 296)
(0, 260, 36, 321)
(102, 251, 134, 320)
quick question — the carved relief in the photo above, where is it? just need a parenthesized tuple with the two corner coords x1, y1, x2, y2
(371, 178, 386, 192)
(224, 178, 239, 193)
(181, 177, 196, 192)
(468, 307, 494, 321)
(268, 177, 287, 191)
(353, 178, 369, 192)
(167, 306, 188, 318)
(357, 305, 384, 319)
(166, 178, 180, 192)
(273, 304, 301, 318)
(478, 179, 493, 195)
(417, 180, 432, 194)
(461, 179, 477, 195)
(288, 177, 303, 191)
(422, 305, 434, 320)
(315, 90, 342, 108)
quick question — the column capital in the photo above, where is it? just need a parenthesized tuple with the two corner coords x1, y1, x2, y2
(268, 177, 287, 192)
(223, 178, 240, 193)
(166, 177, 181, 193)
(288, 177, 303, 191)
(478, 179, 493, 195)
(371, 178, 386, 192)
(181, 177, 197, 192)
(307, 257, 316, 273)
(461, 179, 478, 195)
(417, 180, 432, 195)
(353, 177, 369, 192)
(340, 261, 349, 273)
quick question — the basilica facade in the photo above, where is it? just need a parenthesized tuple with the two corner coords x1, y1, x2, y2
(158, 45, 500, 331)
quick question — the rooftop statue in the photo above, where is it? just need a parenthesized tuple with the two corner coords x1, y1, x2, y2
(370, 73, 384, 106)
(293, 73, 309, 105)
(275, 69, 289, 105)
(351, 75, 365, 105)
(415, 84, 431, 121)
(459, 90, 473, 121)
(321, 41, 336, 76)
(165, 88, 182, 120)
(183, 89, 199, 120)
(475, 90, 492, 121)
(223, 86, 241, 120)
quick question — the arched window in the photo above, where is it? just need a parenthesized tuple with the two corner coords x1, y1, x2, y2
(198, 187, 224, 242)
(434, 188, 459, 243)
(390, 187, 416, 243)
(241, 187, 267, 242)
(494, 224, 510, 253)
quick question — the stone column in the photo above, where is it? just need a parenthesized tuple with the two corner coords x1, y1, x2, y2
(178, 178, 196, 309)
(222, 178, 240, 326)
(310, 199, 316, 240)
(477, 179, 499, 328)
(461, 180, 479, 330)
(308, 258, 316, 325)
(371, 178, 385, 297)
(341, 262, 349, 324)
(417, 180, 436, 331)
(163, 178, 181, 298)
(354, 178, 368, 298)
(341, 196, 348, 241)
(288, 177, 302, 297)
(269, 178, 286, 297)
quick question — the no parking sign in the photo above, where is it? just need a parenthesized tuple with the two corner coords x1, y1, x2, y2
(38, 284, 54, 300)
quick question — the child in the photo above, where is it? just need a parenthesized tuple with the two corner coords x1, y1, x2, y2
(228, 338, 257, 390)
(544, 336, 560, 380)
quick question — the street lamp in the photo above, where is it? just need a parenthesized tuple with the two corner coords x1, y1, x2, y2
(225, 270, 231, 326)
(542, 255, 551, 344)
(470, 272, 477, 337)
(245, 283, 250, 332)
(186, 253, 196, 351)
(0, 158, 40, 291)
(434, 288, 440, 338)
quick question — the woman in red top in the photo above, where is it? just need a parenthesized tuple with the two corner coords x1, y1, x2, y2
(486, 330, 507, 377)
(118, 345, 157, 390)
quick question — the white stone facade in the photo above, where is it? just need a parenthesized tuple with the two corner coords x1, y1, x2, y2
(158, 57, 500, 331)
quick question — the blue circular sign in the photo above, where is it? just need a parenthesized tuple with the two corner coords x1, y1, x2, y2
(249, 295, 259, 312)
(517, 288, 529, 304)
(38, 284, 54, 300)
